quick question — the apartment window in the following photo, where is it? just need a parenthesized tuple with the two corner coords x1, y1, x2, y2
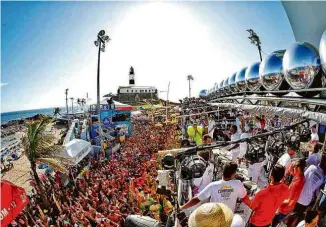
(145, 90, 147, 92)
(127, 90, 129, 92)
(131, 90, 133, 92)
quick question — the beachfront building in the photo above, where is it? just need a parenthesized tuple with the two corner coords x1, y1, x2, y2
(111, 67, 158, 105)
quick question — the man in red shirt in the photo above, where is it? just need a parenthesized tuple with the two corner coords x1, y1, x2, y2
(272, 158, 306, 227)
(249, 164, 289, 227)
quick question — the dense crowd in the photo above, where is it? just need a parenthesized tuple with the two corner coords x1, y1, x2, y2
(6, 105, 326, 227)
(9, 117, 179, 227)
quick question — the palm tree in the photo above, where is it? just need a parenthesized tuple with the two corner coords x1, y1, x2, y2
(187, 75, 194, 98)
(22, 117, 66, 205)
(53, 107, 61, 117)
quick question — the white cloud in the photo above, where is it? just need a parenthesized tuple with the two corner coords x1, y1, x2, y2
(0, 82, 8, 87)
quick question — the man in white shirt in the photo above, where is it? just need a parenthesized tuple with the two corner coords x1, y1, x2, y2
(208, 115, 216, 139)
(277, 146, 296, 175)
(310, 125, 319, 144)
(292, 157, 326, 225)
(180, 162, 251, 213)
(228, 125, 241, 162)
(239, 125, 250, 159)
(235, 114, 243, 134)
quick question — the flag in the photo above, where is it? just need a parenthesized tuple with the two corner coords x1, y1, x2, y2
(1, 180, 29, 227)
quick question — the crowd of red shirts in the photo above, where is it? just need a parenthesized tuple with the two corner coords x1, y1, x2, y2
(9, 118, 179, 227)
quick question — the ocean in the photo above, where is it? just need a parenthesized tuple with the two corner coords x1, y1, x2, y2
(1, 107, 65, 125)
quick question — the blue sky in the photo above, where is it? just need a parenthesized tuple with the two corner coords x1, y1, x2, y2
(1, 1, 294, 112)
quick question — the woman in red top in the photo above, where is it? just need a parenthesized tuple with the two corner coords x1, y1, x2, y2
(272, 159, 306, 227)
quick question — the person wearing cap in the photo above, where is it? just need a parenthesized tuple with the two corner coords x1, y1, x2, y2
(248, 164, 289, 227)
(187, 122, 203, 146)
(188, 202, 233, 227)
(180, 162, 251, 213)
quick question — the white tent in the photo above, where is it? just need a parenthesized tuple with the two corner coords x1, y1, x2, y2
(58, 139, 92, 165)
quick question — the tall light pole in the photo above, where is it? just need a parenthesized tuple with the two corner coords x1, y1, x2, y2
(159, 82, 170, 121)
(65, 89, 69, 115)
(94, 30, 110, 151)
(247, 29, 262, 61)
(70, 97, 74, 114)
(187, 75, 194, 98)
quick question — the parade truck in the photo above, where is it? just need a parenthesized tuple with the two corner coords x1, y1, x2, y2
(89, 100, 133, 138)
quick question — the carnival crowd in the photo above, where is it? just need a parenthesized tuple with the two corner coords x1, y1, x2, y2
(9, 117, 179, 227)
(6, 103, 326, 227)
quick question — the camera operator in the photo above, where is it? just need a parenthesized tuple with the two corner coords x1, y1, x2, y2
(248, 164, 289, 227)
(180, 162, 251, 213)
(192, 150, 214, 195)
(228, 125, 241, 162)
(213, 127, 230, 142)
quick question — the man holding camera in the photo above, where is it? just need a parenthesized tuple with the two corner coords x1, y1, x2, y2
(180, 162, 251, 213)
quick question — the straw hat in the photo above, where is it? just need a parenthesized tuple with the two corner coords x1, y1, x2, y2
(188, 203, 233, 227)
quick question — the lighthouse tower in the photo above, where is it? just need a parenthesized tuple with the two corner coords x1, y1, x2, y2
(129, 66, 135, 85)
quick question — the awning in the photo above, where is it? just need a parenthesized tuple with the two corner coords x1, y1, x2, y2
(57, 139, 92, 165)
(1, 180, 29, 226)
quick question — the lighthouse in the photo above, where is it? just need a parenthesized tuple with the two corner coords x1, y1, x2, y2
(129, 66, 135, 85)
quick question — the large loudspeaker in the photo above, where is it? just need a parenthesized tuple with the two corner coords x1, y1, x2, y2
(283, 42, 324, 97)
(124, 215, 162, 227)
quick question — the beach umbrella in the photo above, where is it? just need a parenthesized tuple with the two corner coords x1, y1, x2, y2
(0, 180, 29, 226)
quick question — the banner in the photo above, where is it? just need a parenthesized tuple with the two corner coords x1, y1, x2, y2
(1, 180, 29, 226)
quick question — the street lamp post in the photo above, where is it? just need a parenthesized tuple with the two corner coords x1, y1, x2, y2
(187, 75, 194, 98)
(159, 82, 170, 121)
(65, 89, 69, 115)
(70, 97, 74, 114)
(94, 30, 110, 152)
(247, 29, 262, 61)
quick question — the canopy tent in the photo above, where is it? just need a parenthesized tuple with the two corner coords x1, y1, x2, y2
(57, 139, 92, 165)
(92, 98, 133, 111)
(1, 180, 29, 226)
